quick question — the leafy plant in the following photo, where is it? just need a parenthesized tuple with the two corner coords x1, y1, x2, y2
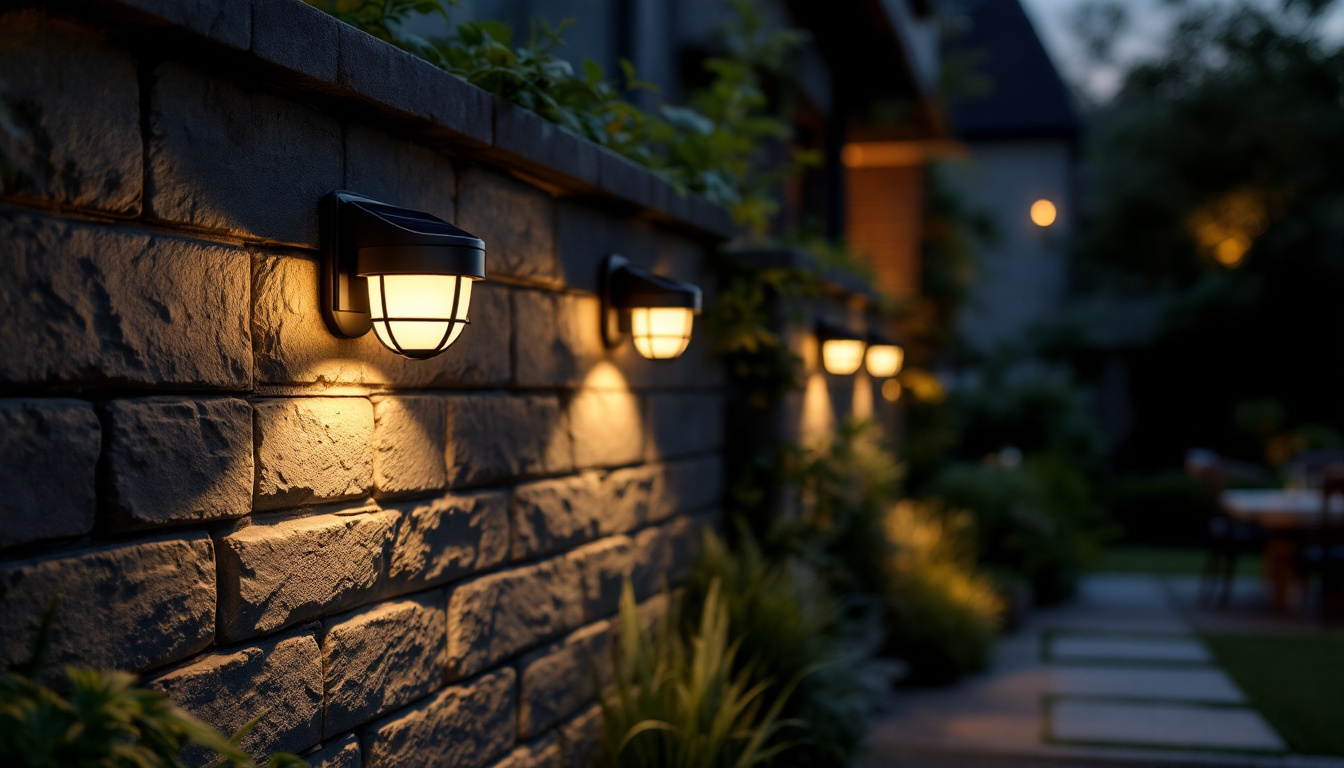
(0, 604, 305, 768)
(599, 580, 797, 768)
(681, 532, 894, 767)
(882, 500, 1002, 684)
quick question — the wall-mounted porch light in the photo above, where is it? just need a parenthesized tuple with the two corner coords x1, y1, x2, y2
(601, 255, 702, 360)
(321, 191, 486, 359)
(817, 321, 866, 376)
(865, 333, 905, 378)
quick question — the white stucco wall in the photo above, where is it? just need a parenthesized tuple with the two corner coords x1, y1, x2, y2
(948, 138, 1074, 354)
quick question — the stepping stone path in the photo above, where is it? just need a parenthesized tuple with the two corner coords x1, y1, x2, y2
(865, 574, 1299, 767)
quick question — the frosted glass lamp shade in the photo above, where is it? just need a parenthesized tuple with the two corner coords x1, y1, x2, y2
(822, 339, 866, 376)
(630, 306, 694, 360)
(865, 344, 904, 378)
(367, 274, 475, 359)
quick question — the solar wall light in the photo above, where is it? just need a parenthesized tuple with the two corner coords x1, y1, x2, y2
(817, 321, 866, 376)
(601, 255, 702, 360)
(865, 332, 905, 378)
(321, 191, 486, 359)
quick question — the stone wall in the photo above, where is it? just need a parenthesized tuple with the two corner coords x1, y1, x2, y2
(0, 3, 731, 767)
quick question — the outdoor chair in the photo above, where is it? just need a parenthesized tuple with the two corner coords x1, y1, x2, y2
(1295, 465, 1344, 622)
(1195, 460, 1265, 607)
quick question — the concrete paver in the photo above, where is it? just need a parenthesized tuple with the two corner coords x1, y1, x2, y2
(1050, 667, 1245, 703)
(1050, 700, 1286, 752)
(1051, 635, 1212, 664)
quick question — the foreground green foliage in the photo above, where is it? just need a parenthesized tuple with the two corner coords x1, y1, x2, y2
(682, 532, 893, 767)
(600, 581, 796, 768)
(882, 500, 1002, 684)
(1202, 632, 1344, 756)
(0, 606, 305, 768)
(307, 0, 811, 235)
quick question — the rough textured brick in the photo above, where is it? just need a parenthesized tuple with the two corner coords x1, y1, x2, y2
(386, 490, 509, 594)
(104, 397, 252, 529)
(251, 0, 338, 83)
(645, 393, 724, 460)
(488, 100, 600, 188)
(633, 525, 673, 599)
(557, 704, 604, 768)
(0, 534, 215, 673)
(445, 395, 571, 486)
(216, 507, 398, 641)
(568, 536, 638, 621)
(148, 61, 342, 247)
(510, 472, 604, 560)
(323, 594, 447, 736)
(667, 512, 716, 574)
(346, 124, 456, 224)
(306, 735, 362, 768)
(659, 456, 724, 519)
(512, 291, 603, 388)
(518, 621, 611, 738)
(373, 396, 448, 498)
(0, 212, 251, 388)
(364, 668, 515, 768)
(0, 399, 99, 549)
(336, 22, 492, 147)
(254, 398, 373, 511)
(488, 735, 559, 768)
(457, 167, 557, 285)
(251, 255, 511, 387)
(0, 11, 140, 214)
(603, 464, 663, 535)
(447, 558, 584, 678)
(568, 390, 643, 469)
(555, 200, 658, 294)
(150, 627, 322, 762)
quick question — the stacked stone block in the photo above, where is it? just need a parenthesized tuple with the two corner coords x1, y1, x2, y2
(0, 4, 729, 767)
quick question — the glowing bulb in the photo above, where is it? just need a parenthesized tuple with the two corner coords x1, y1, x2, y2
(1030, 199, 1057, 227)
(367, 274, 475, 359)
(630, 306, 694, 360)
(865, 344, 904, 378)
(821, 339, 866, 376)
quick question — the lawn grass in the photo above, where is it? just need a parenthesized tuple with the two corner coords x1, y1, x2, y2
(1201, 632, 1344, 756)
(1094, 546, 1261, 579)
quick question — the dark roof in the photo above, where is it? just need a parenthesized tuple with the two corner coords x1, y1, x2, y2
(945, 0, 1080, 140)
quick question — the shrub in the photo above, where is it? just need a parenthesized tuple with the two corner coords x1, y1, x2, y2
(681, 532, 894, 767)
(1105, 471, 1210, 546)
(600, 580, 796, 768)
(930, 457, 1107, 604)
(0, 605, 305, 768)
(882, 500, 1002, 684)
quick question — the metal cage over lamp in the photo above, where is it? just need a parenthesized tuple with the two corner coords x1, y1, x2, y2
(817, 321, 867, 376)
(320, 191, 486, 359)
(865, 332, 905, 378)
(601, 255, 703, 360)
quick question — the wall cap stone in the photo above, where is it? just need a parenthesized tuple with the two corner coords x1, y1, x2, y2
(51, 0, 737, 240)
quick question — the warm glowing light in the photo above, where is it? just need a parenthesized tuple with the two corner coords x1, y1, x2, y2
(367, 274, 475, 359)
(1030, 199, 1057, 227)
(882, 379, 902, 402)
(1214, 234, 1251, 267)
(865, 344, 904, 378)
(630, 306, 694, 360)
(821, 339, 866, 376)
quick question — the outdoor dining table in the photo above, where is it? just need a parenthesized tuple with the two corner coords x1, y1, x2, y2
(1220, 488, 1338, 611)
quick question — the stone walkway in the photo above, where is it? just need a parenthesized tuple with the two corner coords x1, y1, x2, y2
(862, 574, 1343, 768)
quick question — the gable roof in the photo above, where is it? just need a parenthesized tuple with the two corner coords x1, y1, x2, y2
(945, 0, 1080, 140)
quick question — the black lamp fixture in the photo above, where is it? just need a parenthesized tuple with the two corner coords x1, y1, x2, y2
(864, 331, 905, 378)
(817, 321, 866, 376)
(321, 191, 486, 359)
(600, 255, 702, 360)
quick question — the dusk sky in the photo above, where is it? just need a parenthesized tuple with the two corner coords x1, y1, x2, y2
(1017, 0, 1344, 100)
